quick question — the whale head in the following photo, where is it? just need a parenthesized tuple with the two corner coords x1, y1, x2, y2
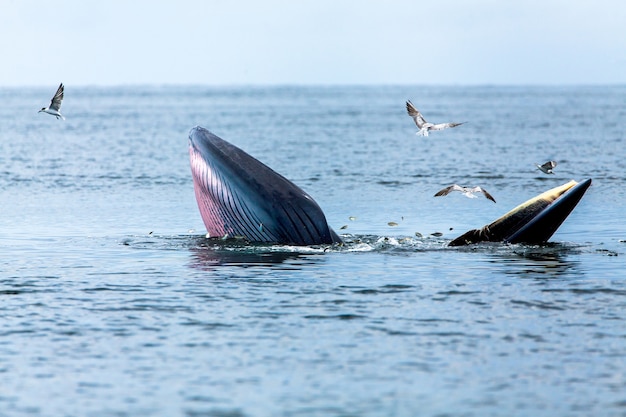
(189, 126, 342, 245)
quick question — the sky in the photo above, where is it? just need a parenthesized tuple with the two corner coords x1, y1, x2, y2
(2, 0, 625, 86)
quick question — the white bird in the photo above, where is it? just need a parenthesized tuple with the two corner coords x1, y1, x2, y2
(536, 160, 557, 174)
(38, 83, 65, 120)
(406, 100, 464, 136)
(434, 184, 496, 203)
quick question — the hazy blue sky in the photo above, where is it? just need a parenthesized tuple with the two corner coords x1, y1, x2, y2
(2, 0, 625, 86)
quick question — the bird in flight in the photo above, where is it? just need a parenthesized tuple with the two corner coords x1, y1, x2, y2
(536, 160, 557, 175)
(434, 184, 496, 203)
(39, 83, 65, 120)
(406, 100, 464, 136)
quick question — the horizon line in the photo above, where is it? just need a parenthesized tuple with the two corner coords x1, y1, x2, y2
(2, 81, 625, 89)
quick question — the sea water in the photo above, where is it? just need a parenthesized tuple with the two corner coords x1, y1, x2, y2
(0, 85, 625, 416)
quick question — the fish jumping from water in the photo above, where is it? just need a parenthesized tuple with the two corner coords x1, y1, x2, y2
(406, 100, 464, 136)
(536, 160, 557, 175)
(38, 83, 65, 120)
(434, 184, 496, 203)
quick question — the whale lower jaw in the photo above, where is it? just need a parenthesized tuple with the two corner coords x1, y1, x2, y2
(449, 179, 592, 246)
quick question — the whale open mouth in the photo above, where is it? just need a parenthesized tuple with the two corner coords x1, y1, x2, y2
(449, 179, 592, 246)
(189, 126, 342, 245)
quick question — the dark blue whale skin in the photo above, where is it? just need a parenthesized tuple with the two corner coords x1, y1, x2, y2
(189, 126, 342, 245)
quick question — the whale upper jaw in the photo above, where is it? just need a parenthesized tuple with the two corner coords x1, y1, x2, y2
(189, 126, 342, 246)
(449, 179, 592, 246)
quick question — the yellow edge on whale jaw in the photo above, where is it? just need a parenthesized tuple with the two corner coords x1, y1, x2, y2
(449, 180, 580, 245)
(494, 180, 578, 221)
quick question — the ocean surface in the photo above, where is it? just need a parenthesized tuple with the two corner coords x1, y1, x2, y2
(0, 85, 625, 417)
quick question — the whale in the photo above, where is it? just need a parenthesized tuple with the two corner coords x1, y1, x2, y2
(189, 126, 342, 245)
(449, 179, 592, 246)
(189, 126, 591, 247)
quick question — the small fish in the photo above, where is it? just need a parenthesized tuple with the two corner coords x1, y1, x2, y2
(415, 232, 423, 238)
(406, 100, 464, 136)
(388, 222, 399, 227)
(340, 225, 348, 230)
(434, 184, 496, 203)
(349, 216, 357, 221)
(536, 160, 557, 175)
(430, 232, 443, 237)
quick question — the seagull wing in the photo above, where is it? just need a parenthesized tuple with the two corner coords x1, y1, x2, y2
(406, 100, 427, 128)
(476, 187, 496, 203)
(434, 184, 463, 197)
(49, 83, 64, 111)
(542, 160, 557, 170)
(537, 160, 557, 174)
(430, 121, 465, 131)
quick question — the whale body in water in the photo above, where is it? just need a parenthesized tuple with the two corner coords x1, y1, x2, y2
(189, 126, 591, 246)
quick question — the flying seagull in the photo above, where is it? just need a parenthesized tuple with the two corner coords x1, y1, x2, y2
(434, 184, 496, 203)
(38, 83, 65, 120)
(536, 160, 557, 175)
(406, 100, 464, 136)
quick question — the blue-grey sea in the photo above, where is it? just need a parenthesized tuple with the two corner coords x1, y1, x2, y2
(1, 85, 625, 417)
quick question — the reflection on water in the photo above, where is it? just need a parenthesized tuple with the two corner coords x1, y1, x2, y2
(189, 246, 307, 270)
(489, 244, 583, 279)
(187, 236, 328, 271)
(185, 234, 590, 281)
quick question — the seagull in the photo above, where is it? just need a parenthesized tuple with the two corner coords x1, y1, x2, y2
(38, 83, 65, 120)
(434, 184, 496, 203)
(406, 100, 464, 136)
(536, 160, 557, 175)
